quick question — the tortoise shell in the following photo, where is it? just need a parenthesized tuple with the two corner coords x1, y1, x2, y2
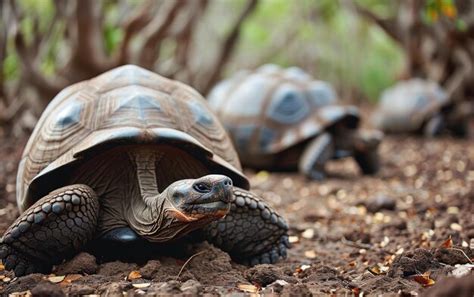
(373, 78, 449, 132)
(208, 64, 359, 155)
(17, 65, 248, 212)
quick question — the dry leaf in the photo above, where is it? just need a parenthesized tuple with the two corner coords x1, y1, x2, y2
(289, 236, 299, 244)
(294, 264, 311, 275)
(367, 263, 389, 275)
(412, 273, 435, 287)
(301, 229, 315, 239)
(127, 270, 142, 280)
(237, 283, 259, 293)
(440, 235, 453, 248)
(0, 264, 4, 270)
(48, 275, 66, 283)
(273, 280, 289, 286)
(59, 274, 82, 286)
(450, 223, 462, 231)
(7, 290, 32, 297)
(304, 250, 317, 259)
(132, 283, 151, 289)
(352, 287, 361, 296)
(2, 276, 11, 283)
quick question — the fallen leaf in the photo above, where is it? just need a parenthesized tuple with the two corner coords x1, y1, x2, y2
(367, 263, 389, 275)
(7, 290, 31, 297)
(288, 236, 299, 244)
(127, 270, 142, 280)
(237, 283, 259, 293)
(412, 273, 435, 287)
(440, 235, 453, 248)
(59, 274, 82, 286)
(294, 264, 311, 275)
(301, 229, 315, 239)
(48, 275, 66, 283)
(273, 280, 289, 286)
(2, 276, 11, 283)
(352, 287, 361, 296)
(450, 223, 462, 231)
(0, 264, 4, 270)
(395, 248, 404, 255)
(304, 250, 317, 259)
(132, 283, 151, 289)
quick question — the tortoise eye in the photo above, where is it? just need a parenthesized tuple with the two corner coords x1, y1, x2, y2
(193, 182, 211, 193)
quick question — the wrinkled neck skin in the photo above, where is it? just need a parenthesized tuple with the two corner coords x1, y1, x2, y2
(127, 150, 193, 243)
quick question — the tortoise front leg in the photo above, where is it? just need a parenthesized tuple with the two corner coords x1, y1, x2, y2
(0, 184, 99, 276)
(352, 129, 382, 175)
(202, 187, 289, 265)
(298, 132, 335, 180)
(423, 113, 445, 137)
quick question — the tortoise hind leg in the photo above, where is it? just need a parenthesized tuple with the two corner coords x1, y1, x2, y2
(202, 187, 289, 265)
(0, 184, 99, 276)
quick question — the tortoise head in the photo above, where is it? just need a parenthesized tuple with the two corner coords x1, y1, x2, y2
(137, 174, 233, 242)
(164, 174, 233, 222)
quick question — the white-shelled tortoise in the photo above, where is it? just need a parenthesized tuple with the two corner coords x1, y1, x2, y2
(209, 64, 382, 180)
(0, 65, 289, 276)
(373, 78, 472, 137)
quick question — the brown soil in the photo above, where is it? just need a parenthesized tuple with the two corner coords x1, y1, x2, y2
(0, 134, 472, 296)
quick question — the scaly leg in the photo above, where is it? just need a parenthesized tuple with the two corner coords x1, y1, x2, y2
(202, 187, 289, 265)
(0, 185, 99, 276)
(298, 132, 334, 180)
(353, 129, 382, 175)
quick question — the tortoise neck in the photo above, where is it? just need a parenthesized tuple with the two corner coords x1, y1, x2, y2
(127, 149, 168, 240)
(129, 150, 164, 206)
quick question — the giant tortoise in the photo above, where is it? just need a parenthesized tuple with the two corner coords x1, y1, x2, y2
(0, 65, 289, 276)
(208, 64, 382, 180)
(373, 78, 472, 137)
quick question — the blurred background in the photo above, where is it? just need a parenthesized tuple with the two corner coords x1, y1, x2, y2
(0, 0, 473, 135)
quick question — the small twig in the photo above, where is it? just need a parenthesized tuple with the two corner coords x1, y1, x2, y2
(341, 236, 373, 250)
(448, 248, 473, 264)
(176, 251, 206, 280)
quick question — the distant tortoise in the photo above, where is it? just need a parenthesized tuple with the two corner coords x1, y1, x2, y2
(209, 64, 382, 180)
(373, 78, 472, 137)
(0, 65, 289, 276)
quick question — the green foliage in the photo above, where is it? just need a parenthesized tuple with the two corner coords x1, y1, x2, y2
(236, 0, 404, 101)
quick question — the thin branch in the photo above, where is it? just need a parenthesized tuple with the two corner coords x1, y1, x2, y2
(445, 47, 472, 101)
(117, 0, 154, 64)
(14, 31, 68, 101)
(352, 2, 401, 43)
(175, 251, 206, 280)
(201, 0, 259, 95)
(171, 0, 208, 80)
(137, 0, 186, 68)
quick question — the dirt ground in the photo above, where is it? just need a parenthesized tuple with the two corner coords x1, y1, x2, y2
(0, 132, 473, 296)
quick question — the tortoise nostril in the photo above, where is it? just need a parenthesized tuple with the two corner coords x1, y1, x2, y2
(223, 178, 232, 187)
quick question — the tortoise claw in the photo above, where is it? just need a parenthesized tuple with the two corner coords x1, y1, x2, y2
(245, 235, 290, 266)
(0, 242, 50, 277)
